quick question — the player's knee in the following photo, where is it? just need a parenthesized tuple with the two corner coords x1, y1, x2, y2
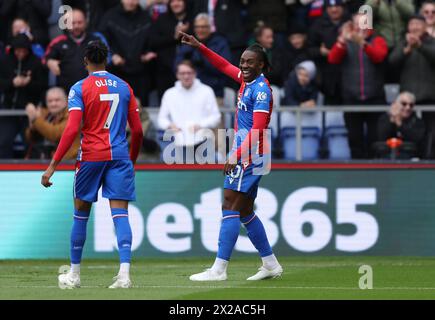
(74, 200, 92, 213)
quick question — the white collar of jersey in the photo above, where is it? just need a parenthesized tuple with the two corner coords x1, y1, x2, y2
(245, 73, 264, 86)
(92, 71, 108, 75)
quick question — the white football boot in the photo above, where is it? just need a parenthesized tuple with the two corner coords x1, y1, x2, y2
(109, 274, 132, 289)
(247, 264, 283, 281)
(189, 268, 227, 281)
(58, 272, 81, 289)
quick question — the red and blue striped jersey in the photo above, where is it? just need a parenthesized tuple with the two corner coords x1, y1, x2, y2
(67, 71, 138, 161)
(233, 74, 273, 153)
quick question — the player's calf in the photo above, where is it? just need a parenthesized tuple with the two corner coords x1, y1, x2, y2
(111, 208, 133, 287)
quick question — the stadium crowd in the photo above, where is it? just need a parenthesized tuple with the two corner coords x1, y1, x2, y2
(0, 0, 434, 161)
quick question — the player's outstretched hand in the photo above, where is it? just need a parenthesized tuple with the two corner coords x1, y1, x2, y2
(41, 166, 55, 188)
(179, 31, 201, 48)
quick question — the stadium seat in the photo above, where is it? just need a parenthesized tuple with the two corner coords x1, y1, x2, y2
(280, 127, 320, 160)
(269, 85, 281, 140)
(323, 112, 351, 159)
(223, 87, 236, 129)
(280, 110, 322, 129)
(270, 85, 282, 106)
(278, 110, 322, 160)
(325, 111, 346, 127)
(13, 133, 26, 158)
(325, 126, 351, 160)
(223, 87, 236, 109)
(269, 112, 279, 138)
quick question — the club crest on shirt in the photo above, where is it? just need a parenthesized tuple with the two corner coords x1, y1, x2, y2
(256, 92, 267, 101)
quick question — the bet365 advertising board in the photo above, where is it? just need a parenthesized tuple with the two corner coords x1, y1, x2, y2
(1, 165, 435, 259)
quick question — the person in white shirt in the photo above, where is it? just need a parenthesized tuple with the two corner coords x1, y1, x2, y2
(158, 60, 221, 162)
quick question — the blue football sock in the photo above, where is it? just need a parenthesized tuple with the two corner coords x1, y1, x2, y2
(111, 208, 132, 264)
(216, 210, 241, 261)
(70, 209, 90, 264)
(241, 212, 273, 257)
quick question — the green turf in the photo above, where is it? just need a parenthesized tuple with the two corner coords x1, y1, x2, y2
(1, 257, 435, 300)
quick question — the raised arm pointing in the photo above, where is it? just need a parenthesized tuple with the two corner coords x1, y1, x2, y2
(179, 31, 242, 84)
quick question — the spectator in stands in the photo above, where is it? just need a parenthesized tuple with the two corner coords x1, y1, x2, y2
(284, 60, 318, 108)
(146, 0, 169, 21)
(45, 8, 109, 93)
(24, 87, 79, 159)
(390, 15, 435, 104)
(328, 13, 388, 158)
(253, 24, 287, 88)
(0, 0, 51, 46)
(282, 23, 311, 80)
(99, 0, 155, 105)
(63, 0, 119, 32)
(150, 0, 193, 100)
(175, 13, 231, 103)
(158, 60, 221, 163)
(308, 0, 350, 105)
(390, 15, 435, 157)
(301, 0, 326, 25)
(6, 18, 45, 59)
(245, 0, 289, 45)
(192, 0, 246, 64)
(421, 0, 435, 37)
(0, 34, 46, 159)
(47, 0, 63, 40)
(365, 0, 415, 50)
(376, 91, 426, 158)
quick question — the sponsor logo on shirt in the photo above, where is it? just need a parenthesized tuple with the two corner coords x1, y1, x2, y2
(237, 98, 248, 111)
(256, 92, 267, 101)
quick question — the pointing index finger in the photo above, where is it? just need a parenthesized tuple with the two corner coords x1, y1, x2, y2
(178, 31, 188, 38)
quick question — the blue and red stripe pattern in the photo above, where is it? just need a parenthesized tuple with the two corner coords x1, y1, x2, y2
(68, 71, 139, 162)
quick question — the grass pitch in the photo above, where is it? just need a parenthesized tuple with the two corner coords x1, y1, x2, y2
(1, 257, 435, 300)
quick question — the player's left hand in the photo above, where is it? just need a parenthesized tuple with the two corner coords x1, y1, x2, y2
(179, 31, 201, 48)
(41, 167, 55, 188)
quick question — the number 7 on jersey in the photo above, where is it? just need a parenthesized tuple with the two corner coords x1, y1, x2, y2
(100, 93, 120, 129)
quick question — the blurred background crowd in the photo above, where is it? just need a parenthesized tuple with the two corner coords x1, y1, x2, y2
(0, 0, 434, 162)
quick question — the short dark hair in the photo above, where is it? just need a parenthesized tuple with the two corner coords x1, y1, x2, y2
(84, 40, 108, 65)
(422, 0, 435, 6)
(245, 43, 271, 73)
(72, 7, 87, 20)
(176, 60, 196, 72)
(409, 14, 427, 23)
(254, 24, 273, 41)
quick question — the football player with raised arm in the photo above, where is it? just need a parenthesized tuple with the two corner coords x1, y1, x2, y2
(179, 31, 283, 281)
